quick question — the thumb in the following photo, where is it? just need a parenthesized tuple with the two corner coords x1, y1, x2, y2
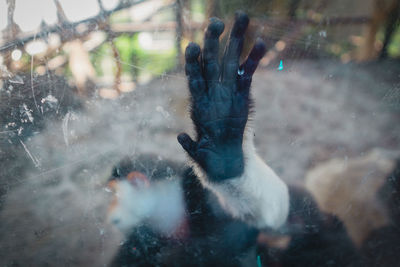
(177, 133, 197, 159)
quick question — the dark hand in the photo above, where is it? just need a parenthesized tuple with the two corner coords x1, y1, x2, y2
(178, 12, 266, 182)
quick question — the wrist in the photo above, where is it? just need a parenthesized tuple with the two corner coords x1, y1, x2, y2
(194, 130, 290, 229)
(199, 142, 244, 181)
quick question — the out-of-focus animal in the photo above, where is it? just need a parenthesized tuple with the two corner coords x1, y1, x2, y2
(107, 155, 258, 266)
(107, 155, 361, 267)
(360, 159, 400, 267)
(256, 186, 359, 267)
(305, 150, 396, 246)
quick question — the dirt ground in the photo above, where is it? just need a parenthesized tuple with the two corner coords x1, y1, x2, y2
(0, 60, 399, 266)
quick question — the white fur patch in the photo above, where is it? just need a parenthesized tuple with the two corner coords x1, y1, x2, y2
(194, 130, 289, 229)
(108, 179, 185, 236)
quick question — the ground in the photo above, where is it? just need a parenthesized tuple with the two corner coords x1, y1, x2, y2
(0, 60, 399, 266)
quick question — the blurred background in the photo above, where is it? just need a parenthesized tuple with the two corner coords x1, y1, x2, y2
(0, 0, 399, 266)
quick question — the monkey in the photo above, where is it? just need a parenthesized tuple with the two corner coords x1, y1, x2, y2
(256, 186, 360, 267)
(107, 157, 360, 266)
(107, 154, 259, 266)
(177, 11, 289, 232)
(107, 12, 360, 267)
(107, 12, 288, 266)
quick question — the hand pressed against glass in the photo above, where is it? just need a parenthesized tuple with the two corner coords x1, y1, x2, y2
(178, 12, 267, 181)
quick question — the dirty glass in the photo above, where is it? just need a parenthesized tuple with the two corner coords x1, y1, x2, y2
(0, 0, 399, 266)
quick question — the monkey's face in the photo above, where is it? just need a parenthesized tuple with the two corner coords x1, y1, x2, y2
(107, 172, 153, 233)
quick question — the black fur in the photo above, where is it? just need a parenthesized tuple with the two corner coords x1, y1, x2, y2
(109, 155, 258, 266)
(361, 226, 400, 267)
(109, 156, 362, 267)
(377, 159, 400, 224)
(360, 159, 400, 267)
(257, 187, 360, 267)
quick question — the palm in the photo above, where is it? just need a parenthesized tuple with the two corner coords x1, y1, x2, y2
(178, 12, 266, 181)
(192, 83, 247, 143)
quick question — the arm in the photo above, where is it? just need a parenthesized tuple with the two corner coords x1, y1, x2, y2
(177, 12, 289, 229)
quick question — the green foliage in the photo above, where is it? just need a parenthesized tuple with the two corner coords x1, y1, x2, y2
(90, 34, 177, 80)
(191, 0, 205, 22)
(388, 26, 400, 57)
(118, 33, 177, 77)
(114, 34, 136, 74)
(109, 10, 132, 24)
(90, 42, 111, 76)
(135, 48, 177, 76)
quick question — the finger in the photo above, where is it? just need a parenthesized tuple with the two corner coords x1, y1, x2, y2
(185, 42, 206, 99)
(221, 11, 249, 85)
(238, 38, 267, 91)
(241, 38, 267, 77)
(203, 17, 225, 87)
(177, 133, 197, 159)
